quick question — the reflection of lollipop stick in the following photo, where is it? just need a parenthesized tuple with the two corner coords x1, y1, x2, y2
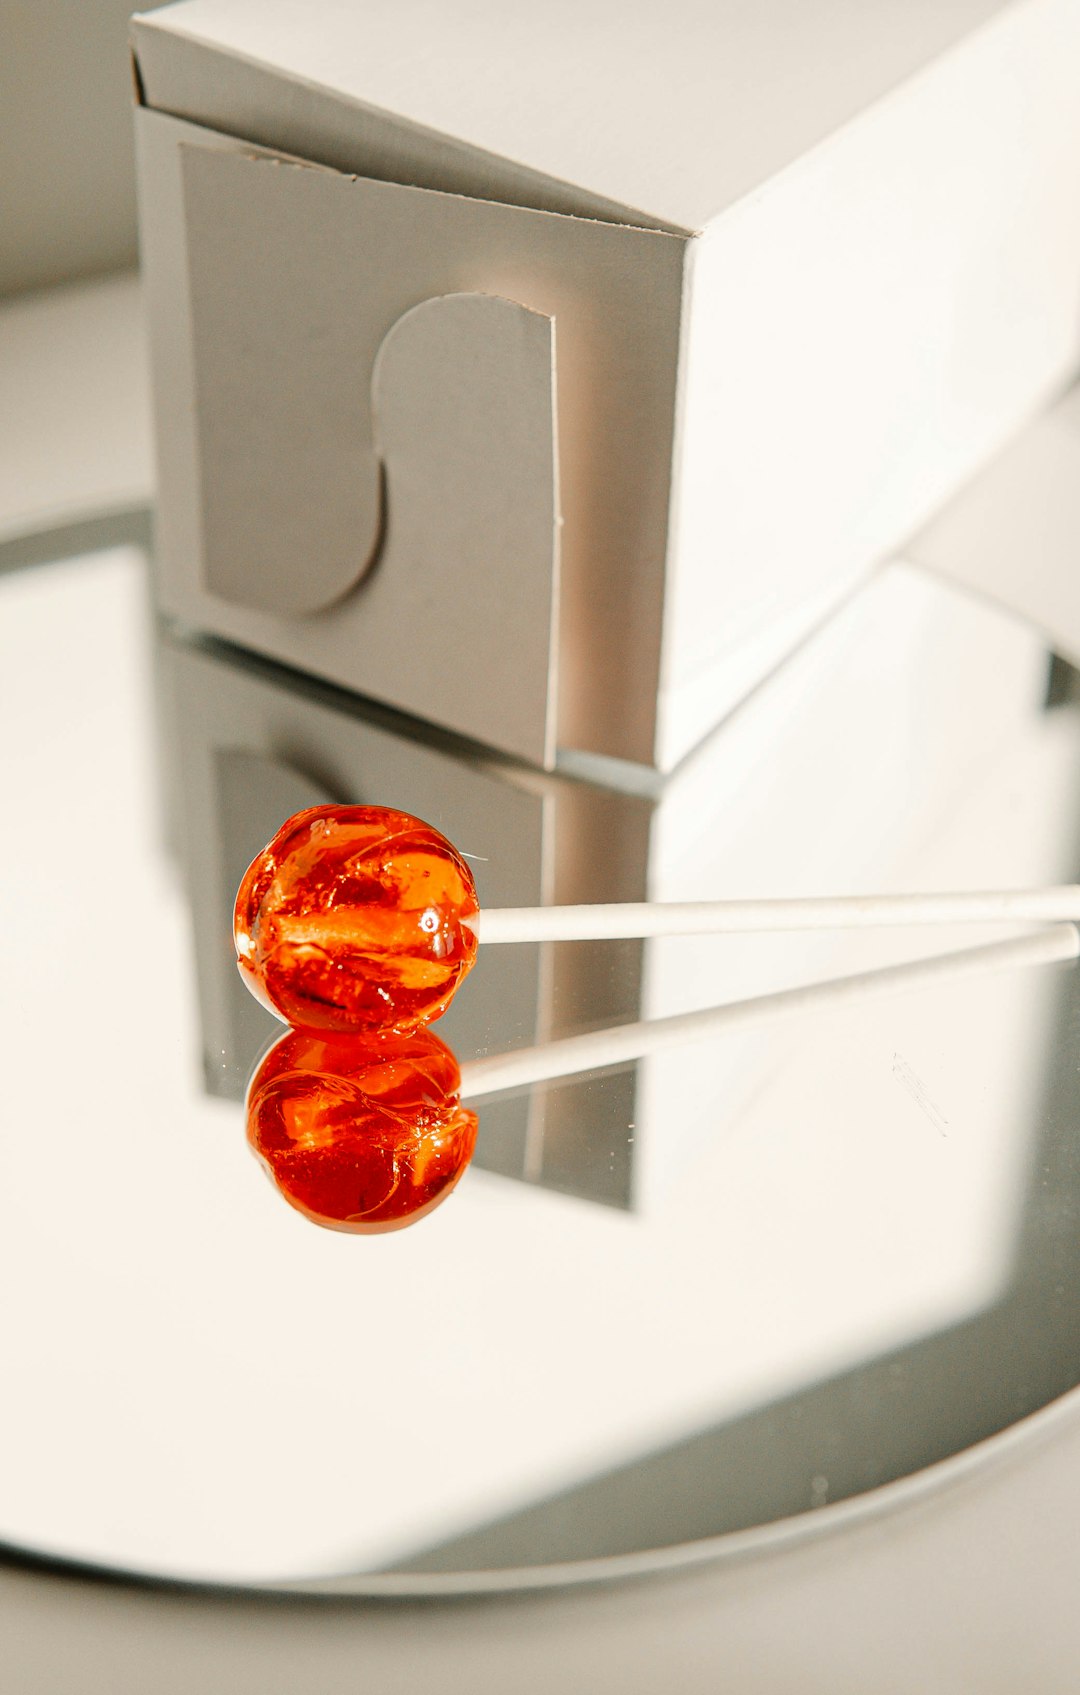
(243, 926, 1079, 1234)
(458, 925, 1080, 1101)
(472, 888, 1080, 945)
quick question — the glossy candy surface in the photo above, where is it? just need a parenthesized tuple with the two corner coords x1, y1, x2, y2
(246, 1027, 478, 1233)
(234, 805, 479, 1034)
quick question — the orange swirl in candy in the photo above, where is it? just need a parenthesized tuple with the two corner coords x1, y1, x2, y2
(246, 1026, 478, 1233)
(234, 805, 479, 1034)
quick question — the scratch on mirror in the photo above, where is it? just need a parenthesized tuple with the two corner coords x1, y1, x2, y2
(892, 1052, 948, 1137)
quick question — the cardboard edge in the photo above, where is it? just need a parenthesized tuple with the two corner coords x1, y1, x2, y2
(128, 10, 692, 239)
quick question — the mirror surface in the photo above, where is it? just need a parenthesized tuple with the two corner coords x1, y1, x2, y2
(3, 543, 1080, 1591)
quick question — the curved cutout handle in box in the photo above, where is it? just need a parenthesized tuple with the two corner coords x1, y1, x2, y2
(180, 143, 561, 764)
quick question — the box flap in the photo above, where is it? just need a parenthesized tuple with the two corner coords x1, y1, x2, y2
(182, 143, 561, 765)
(133, 0, 1010, 234)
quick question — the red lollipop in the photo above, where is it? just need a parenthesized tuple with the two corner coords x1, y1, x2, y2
(246, 1026, 478, 1233)
(234, 805, 479, 1035)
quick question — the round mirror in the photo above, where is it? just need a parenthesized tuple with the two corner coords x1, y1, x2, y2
(3, 539, 1080, 1592)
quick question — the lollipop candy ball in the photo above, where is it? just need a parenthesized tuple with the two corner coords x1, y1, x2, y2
(234, 804, 479, 1034)
(246, 1026, 478, 1233)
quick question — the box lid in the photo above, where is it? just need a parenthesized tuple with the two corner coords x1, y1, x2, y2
(133, 0, 1010, 235)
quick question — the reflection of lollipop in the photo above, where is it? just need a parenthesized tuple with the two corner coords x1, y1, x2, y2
(236, 804, 1080, 1036)
(244, 926, 1078, 1234)
(247, 1027, 477, 1233)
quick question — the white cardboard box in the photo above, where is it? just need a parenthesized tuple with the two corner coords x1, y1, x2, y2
(133, 0, 1080, 771)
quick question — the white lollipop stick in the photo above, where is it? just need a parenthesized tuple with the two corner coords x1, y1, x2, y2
(459, 924, 1080, 1101)
(471, 886, 1080, 946)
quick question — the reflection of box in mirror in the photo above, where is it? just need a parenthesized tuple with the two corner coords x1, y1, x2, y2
(133, 0, 1080, 773)
(159, 624, 652, 1208)
(161, 562, 1071, 1214)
